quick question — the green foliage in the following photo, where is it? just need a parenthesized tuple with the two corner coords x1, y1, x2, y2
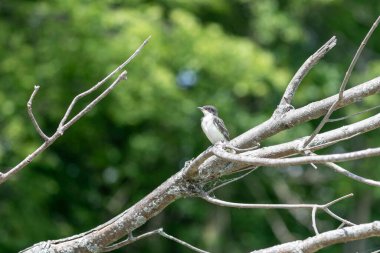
(0, 0, 379, 252)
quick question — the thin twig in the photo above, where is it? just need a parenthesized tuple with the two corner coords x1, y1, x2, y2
(207, 167, 258, 194)
(324, 207, 355, 226)
(27, 85, 49, 141)
(63, 71, 127, 130)
(202, 193, 354, 230)
(303, 16, 380, 148)
(323, 193, 353, 207)
(158, 229, 210, 253)
(202, 193, 353, 210)
(102, 230, 159, 252)
(275, 36, 337, 115)
(328, 104, 380, 122)
(102, 228, 209, 253)
(324, 162, 380, 187)
(58, 35, 151, 129)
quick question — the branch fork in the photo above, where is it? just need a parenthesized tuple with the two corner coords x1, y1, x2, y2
(1, 37, 150, 185)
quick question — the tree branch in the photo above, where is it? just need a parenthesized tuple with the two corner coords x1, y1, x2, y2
(212, 145, 380, 167)
(275, 36, 337, 115)
(201, 193, 353, 210)
(208, 111, 380, 177)
(324, 162, 380, 187)
(0, 37, 150, 185)
(251, 221, 380, 253)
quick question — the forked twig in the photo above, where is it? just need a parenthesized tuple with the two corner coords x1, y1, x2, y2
(202, 193, 354, 234)
(58, 36, 151, 129)
(0, 37, 150, 185)
(103, 228, 209, 253)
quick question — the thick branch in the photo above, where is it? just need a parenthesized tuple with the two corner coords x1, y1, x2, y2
(251, 221, 380, 253)
(21, 173, 188, 253)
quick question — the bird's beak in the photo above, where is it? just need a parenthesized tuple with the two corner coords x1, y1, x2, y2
(198, 106, 203, 111)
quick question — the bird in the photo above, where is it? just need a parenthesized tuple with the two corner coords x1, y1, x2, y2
(198, 105, 230, 144)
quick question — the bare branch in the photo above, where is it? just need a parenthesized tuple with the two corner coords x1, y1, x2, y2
(0, 37, 150, 185)
(202, 193, 354, 232)
(201, 193, 353, 210)
(58, 36, 151, 128)
(27, 85, 49, 141)
(0, 71, 128, 185)
(230, 76, 380, 151)
(251, 221, 380, 253)
(324, 162, 380, 187)
(62, 71, 127, 130)
(303, 16, 380, 148)
(16, 19, 380, 253)
(212, 145, 380, 168)
(276, 36, 337, 114)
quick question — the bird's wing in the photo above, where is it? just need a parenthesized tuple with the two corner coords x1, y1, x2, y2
(213, 116, 230, 140)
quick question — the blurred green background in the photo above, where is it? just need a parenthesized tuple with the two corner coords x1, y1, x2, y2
(1, 1, 380, 252)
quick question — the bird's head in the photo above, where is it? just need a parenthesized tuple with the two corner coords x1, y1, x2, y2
(198, 105, 218, 116)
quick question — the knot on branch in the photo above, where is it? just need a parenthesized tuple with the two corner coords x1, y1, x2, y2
(174, 172, 206, 197)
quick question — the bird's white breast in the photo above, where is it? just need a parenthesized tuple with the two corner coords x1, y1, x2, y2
(201, 114, 227, 144)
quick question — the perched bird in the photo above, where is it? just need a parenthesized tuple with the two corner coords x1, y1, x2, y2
(198, 105, 230, 144)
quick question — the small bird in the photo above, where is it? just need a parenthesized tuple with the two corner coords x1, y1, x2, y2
(198, 105, 230, 144)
